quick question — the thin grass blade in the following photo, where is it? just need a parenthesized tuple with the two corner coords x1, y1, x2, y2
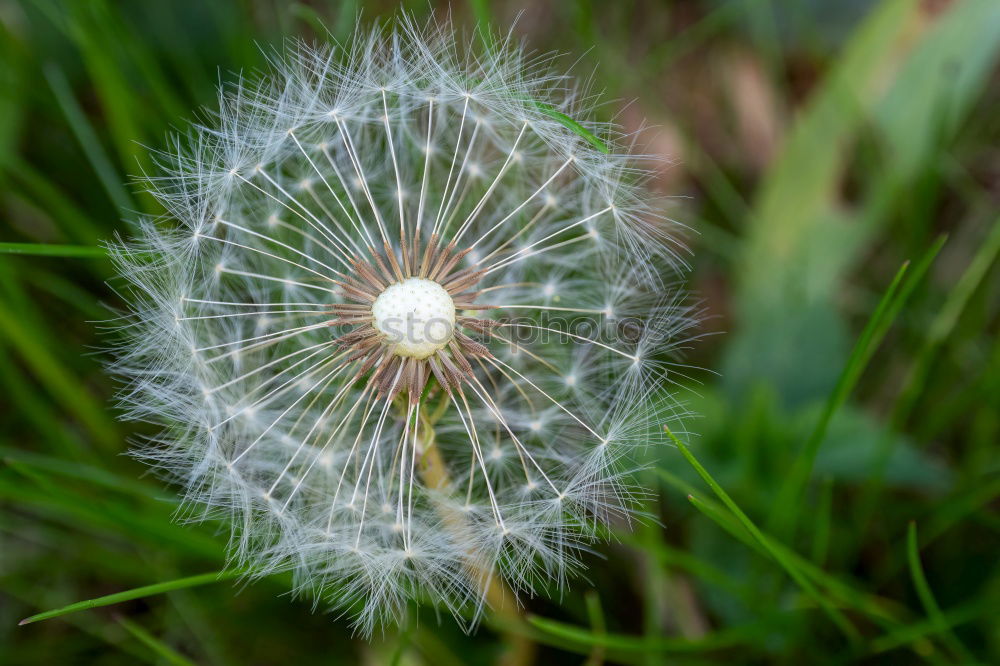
(771, 236, 947, 537)
(906, 521, 974, 663)
(0, 242, 106, 258)
(666, 429, 861, 644)
(115, 615, 197, 666)
(18, 570, 243, 626)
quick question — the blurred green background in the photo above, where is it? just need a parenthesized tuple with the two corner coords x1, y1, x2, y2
(1, 0, 998, 664)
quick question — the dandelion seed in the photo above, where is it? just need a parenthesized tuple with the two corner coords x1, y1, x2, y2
(107, 16, 697, 635)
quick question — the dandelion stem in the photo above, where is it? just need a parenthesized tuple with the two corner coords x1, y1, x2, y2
(416, 400, 537, 666)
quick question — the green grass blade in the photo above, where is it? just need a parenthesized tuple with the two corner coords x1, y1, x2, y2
(18, 570, 243, 626)
(115, 616, 197, 666)
(0, 242, 106, 258)
(773, 236, 946, 537)
(411, 627, 468, 666)
(873, 0, 1000, 186)
(4, 156, 103, 243)
(526, 613, 779, 655)
(290, 2, 328, 33)
(659, 466, 903, 625)
(60, 2, 154, 208)
(810, 477, 834, 566)
(922, 476, 1000, 546)
(43, 64, 132, 212)
(616, 526, 752, 602)
(21, 266, 109, 318)
(0, 294, 118, 449)
(89, 0, 188, 123)
(666, 429, 861, 645)
(738, 0, 919, 306)
(583, 591, 607, 666)
(3, 585, 162, 664)
(851, 235, 960, 529)
(894, 218, 1000, 424)
(0, 445, 161, 498)
(0, 344, 87, 459)
(906, 522, 975, 663)
(636, 0, 755, 75)
(654, 466, 701, 498)
(769, 259, 908, 533)
(0, 475, 222, 558)
(468, 0, 496, 53)
(682, 492, 905, 630)
(532, 101, 610, 154)
(869, 601, 987, 656)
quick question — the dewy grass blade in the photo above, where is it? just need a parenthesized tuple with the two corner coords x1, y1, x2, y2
(906, 522, 974, 663)
(665, 428, 862, 645)
(18, 570, 243, 626)
(0, 242, 107, 258)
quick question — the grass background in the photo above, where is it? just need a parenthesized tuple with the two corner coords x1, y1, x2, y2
(1, 0, 998, 663)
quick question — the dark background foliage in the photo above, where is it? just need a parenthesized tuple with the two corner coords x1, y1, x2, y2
(1, 1, 998, 664)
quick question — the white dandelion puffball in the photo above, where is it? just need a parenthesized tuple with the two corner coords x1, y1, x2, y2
(109, 18, 696, 633)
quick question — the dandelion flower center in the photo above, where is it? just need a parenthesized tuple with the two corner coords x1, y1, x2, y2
(329, 237, 496, 401)
(372, 277, 456, 359)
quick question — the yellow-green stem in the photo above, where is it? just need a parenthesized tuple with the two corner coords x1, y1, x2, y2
(417, 400, 536, 666)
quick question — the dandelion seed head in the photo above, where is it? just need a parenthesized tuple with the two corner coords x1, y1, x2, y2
(106, 15, 698, 636)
